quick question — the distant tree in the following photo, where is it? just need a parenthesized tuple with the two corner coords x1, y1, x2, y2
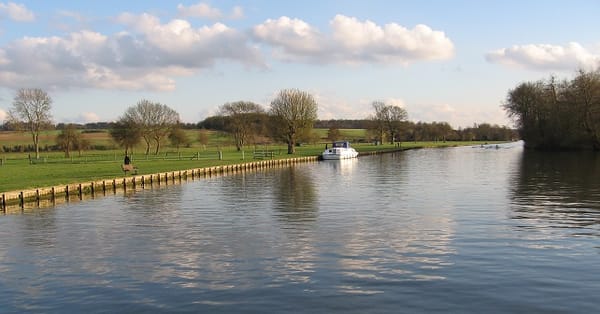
(55, 124, 80, 157)
(368, 101, 408, 144)
(369, 101, 387, 144)
(270, 89, 318, 154)
(75, 137, 90, 156)
(7, 88, 53, 159)
(327, 125, 342, 141)
(169, 124, 191, 152)
(384, 105, 408, 144)
(198, 129, 209, 147)
(503, 69, 600, 150)
(122, 100, 180, 155)
(219, 101, 266, 151)
(198, 115, 228, 131)
(109, 117, 142, 155)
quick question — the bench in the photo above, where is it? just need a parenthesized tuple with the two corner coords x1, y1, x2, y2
(121, 164, 138, 175)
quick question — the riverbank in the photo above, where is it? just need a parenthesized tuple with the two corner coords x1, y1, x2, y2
(0, 141, 498, 211)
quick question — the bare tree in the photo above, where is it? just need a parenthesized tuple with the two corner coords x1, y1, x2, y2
(169, 124, 190, 152)
(369, 101, 408, 144)
(55, 124, 80, 157)
(109, 117, 142, 155)
(369, 101, 388, 144)
(7, 88, 53, 159)
(219, 101, 265, 151)
(270, 89, 318, 154)
(123, 100, 180, 155)
(385, 105, 408, 144)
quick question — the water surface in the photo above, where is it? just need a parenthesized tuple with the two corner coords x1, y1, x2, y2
(1, 142, 599, 313)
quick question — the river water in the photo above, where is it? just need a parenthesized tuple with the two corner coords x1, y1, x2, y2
(1, 142, 599, 313)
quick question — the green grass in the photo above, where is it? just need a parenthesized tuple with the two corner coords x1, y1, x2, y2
(1, 127, 497, 192)
(0, 140, 495, 192)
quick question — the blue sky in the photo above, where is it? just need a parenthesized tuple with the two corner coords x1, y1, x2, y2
(0, 0, 599, 128)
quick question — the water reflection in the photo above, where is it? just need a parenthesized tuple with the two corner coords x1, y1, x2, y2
(3, 146, 600, 313)
(272, 165, 317, 221)
(509, 150, 600, 235)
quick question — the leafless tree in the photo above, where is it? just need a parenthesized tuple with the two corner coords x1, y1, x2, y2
(55, 124, 81, 157)
(270, 89, 318, 154)
(122, 100, 180, 155)
(219, 101, 266, 151)
(7, 88, 53, 159)
(109, 117, 142, 155)
(385, 105, 408, 144)
(169, 124, 190, 152)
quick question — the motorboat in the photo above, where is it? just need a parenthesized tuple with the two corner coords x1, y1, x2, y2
(322, 141, 359, 160)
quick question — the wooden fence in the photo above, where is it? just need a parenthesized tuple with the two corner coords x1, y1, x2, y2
(1, 156, 319, 213)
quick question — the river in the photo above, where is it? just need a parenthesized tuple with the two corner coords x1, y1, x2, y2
(1, 142, 599, 313)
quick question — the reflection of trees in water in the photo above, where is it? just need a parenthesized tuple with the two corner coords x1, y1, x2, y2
(17, 209, 58, 249)
(509, 151, 600, 232)
(272, 165, 317, 222)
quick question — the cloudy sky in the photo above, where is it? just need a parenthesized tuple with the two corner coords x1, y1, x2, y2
(0, 0, 599, 128)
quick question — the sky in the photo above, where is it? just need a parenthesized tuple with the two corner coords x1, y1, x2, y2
(0, 0, 599, 128)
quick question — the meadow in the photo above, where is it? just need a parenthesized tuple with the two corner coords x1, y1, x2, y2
(0, 128, 488, 193)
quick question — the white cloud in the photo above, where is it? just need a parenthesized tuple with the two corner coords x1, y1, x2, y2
(315, 94, 372, 120)
(0, 108, 6, 122)
(0, 13, 264, 91)
(486, 42, 600, 71)
(253, 14, 454, 64)
(177, 2, 222, 19)
(0, 2, 35, 22)
(79, 112, 100, 123)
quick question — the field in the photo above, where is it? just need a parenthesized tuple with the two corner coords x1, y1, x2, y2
(0, 128, 489, 193)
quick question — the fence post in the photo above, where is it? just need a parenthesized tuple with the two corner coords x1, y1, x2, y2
(218, 151, 223, 160)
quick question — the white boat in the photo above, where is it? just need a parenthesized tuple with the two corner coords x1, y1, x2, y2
(322, 141, 359, 160)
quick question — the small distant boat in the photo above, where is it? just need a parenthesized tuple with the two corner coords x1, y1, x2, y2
(322, 141, 359, 160)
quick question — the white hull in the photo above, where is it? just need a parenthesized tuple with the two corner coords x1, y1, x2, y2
(321, 152, 358, 160)
(321, 146, 358, 160)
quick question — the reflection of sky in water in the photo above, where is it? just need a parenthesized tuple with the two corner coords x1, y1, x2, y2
(1, 143, 600, 312)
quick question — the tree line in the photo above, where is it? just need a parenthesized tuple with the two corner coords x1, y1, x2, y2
(4, 87, 516, 158)
(504, 69, 600, 150)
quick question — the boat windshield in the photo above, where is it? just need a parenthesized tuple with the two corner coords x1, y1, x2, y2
(332, 141, 349, 148)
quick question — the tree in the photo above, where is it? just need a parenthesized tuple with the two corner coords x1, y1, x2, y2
(122, 100, 180, 155)
(503, 69, 600, 150)
(55, 124, 80, 157)
(109, 117, 142, 155)
(327, 125, 342, 141)
(7, 88, 53, 159)
(198, 129, 210, 149)
(219, 101, 266, 151)
(384, 105, 408, 144)
(369, 101, 408, 144)
(169, 124, 191, 152)
(270, 89, 318, 154)
(369, 101, 387, 144)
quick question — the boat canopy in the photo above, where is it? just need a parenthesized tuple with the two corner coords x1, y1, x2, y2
(332, 141, 350, 148)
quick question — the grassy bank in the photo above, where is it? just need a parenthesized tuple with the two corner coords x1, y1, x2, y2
(0, 140, 490, 193)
